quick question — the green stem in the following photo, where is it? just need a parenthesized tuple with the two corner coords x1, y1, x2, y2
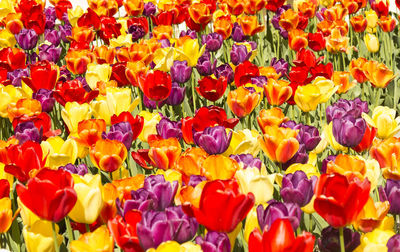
(65, 217, 75, 243)
(374, 88, 382, 109)
(85, 223, 90, 233)
(191, 76, 197, 113)
(339, 227, 345, 252)
(51, 222, 59, 252)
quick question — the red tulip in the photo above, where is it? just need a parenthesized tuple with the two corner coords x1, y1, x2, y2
(181, 116, 195, 145)
(314, 173, 370, 228)
(12, 112, 60, 139)
(0, 180, 10, 199)
(265, 0, 285, 12)
(22, 60, 59, 92)
(0, 66, 8, 86)
(53, 79, 99, 106)
(99, 16, 122, 45)
(310, 62, 333, 80)
(248, 218, 315, 252)
(196, 76, 228, 102)
(234, 61, 260, 87)
(352, 125, 377, 153)
(308, 32, 326, 52)
(138, 70, 172, 102)
(108, 211, 143, 252)
(110, 62, 131, 87)
(131, 149, 155, 170)
(192, 106, 239, 132)
(4, 141, 46, 183)
(16, 168, 77, 222)
(151, 10, 178, 26)
(127, 17, 149, 34)
(111, 112, 144, 140)
(55, 0, 72, 20)
(77, 8, 101, 30)
(18, 0, 45, 34)
(0, 48, 26, 71)
(183, 179, 254, 232)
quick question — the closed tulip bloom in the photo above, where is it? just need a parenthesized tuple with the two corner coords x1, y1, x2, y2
(332, 115, 367, 148)
(61, 102, 92, 134)
(288, 29, 308, 51)
(224, 129, 262, 156)
(264, 79, 292, 106)
(59, 163, 88, 176)
(70, 225, 114, 252)
(370, 137, 400, 180)
(148, 137, 181, 170)
(378, 15, 396, 32)
(257, 201, 302, 232)
(65, 49, 95, 75)
(325, 154, 367, 181)
(366, 9, 379, 32)
(0, 29, 16, 48)
(197, 76, 228, 102)
(0, 197, 12, 233)
(281, 171, 317, 207)
(77, 119, 106, 148)
(138, 70, 172, 102)
(349, 57, 368, 83)
(257, 108, 289, 131)
(214, 64, 234, 84)
(237, 15, 264, 36)
(230, 43, 251, 66)
(107, 212, 142, 252)
(32, 89, 55, 112)
(279, 9, 299, 31)
(195, 231, 231, 252)
(182, 179, 254, 233)
(68, 174, 103, 224)
(40, 137, 79, 169)
(201, 155, 239, 180)
(318, 226, 360, 252)
(22, 60, 59, 92)
(90, 139, 127, 173)
(194, 126, 232, 155)
(85, 63, 112, 90)
(350, 15, 367, 32)
(364, 33, 380, 53)
(138, 111, 162, 142)
(314, 173, 370, 228)
(196, 52, 215, 76)
(14, 121, 42, 144)
(382, 179, 400, 214)
(23, 220, 63, 252)
(202, 32, 223, 52)
(103, 122, 134, 150)
(363, 60, 395, 88)
(213, 16, 233, 40)
(170, 60, 192, 84)
(188, 2, 212, 25)
(16, 168, 77, 222)
(363, 106, 400, 139)
(15, 28, 38, 50)
(387, 234, 400, 252)
(248, 218, 315, 252)
(227, 85, 261, 118)
(156, 118, 182, 140)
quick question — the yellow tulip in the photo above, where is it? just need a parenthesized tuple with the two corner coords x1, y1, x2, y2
(0, 84, 25, 118)
(156, 169, 182, 186)
(228, 222, 242, 249)
(301, 195, 315, 214)
(109, 34, 133, 47)
(152, 47, 176, 72)
(18, 198, 40, 227)
(68, 174, 103, 224)
(378, 216, 395, 231)
(223, 129, 262, 156)
(175, 38, 206, 67)
(67, 6, 84, 27)
(85, 63, 112, 90)
(70, 226, 114, 252)
(23, 220, 63, 252)
(147, 241, 202, 252)
(361, 158, 381, 192)
(0, 28, 15, 47)
(294, 84, 323, 112)
(286, 163, 320, 178)
(61, 102, 92, 134)
(0, 197, 12, 233)
(354, 228, 395, 252)
(0, 0, 14, 19)
(311, 77, 337, 103)
(365, 9, 378, 33)
(235, 166, 275, 204)
(362, 106, 400, 139)
(41, 136, 78, 168)
(243, 207, 260, 242)
(138, 111, 162, 142)
(364, 33, 379, 53)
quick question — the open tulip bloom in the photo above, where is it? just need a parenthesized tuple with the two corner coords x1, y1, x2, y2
(2, 0, 400, 251)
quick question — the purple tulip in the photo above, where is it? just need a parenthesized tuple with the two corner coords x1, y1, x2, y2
(280, 170, 317, 207)
(281, 121, 321, 151)
(118, 189, 158, 214)
(257, 201, 301, 231)
(128, 25, 146, 42)
(44, 29, 61, 46)
(180, 29, 198, 39)
(231, 23, 246, 42)
(194, 126, 232, 155)
(321, 155, 336, 173)
(143, 2, 156, 16)
(7, 68, 29, 87)
(230, 44, 251, 66)
(251, 76, 268, 87)
(332, 115, 366, 147)
(202, 33, 223, 52)
(38, 44, 62, 63)
(58, 163, 88, 176)
(102, 122, 133, 150)
(380, 180, 400, 214)
(326, 98, 369, 123)
(14, 122, 42, 144)
(159, 39, 171, 48)
(271, 5, 291, 39)
(143, 94, 166, 109)
(214, 64, 234, 84)
(195, 232, 231, 252)
(44, 7, 56, 29)
(282, 144, 309, 170)
(318, 226, 360, 252)
(137, 206, 198, 250)
(230, 154, 262, 170)
(165, 82, 186, 106)
(187, 175, 207, 187)
(170, 60, 192, 84)
(32, 89, 55, 113)
(316, 8, 326, 21)
(156, 118, 182, 140)
(143, 175, 179, 210)
(270, 58, 289, 76)
(196, 52, 216, 76)
(387, 234, 400, 252)
(59, 24, 72, 43)
(15, 29, 38, 50)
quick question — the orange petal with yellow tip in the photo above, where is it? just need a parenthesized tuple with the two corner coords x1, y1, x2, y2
(202, 155, 239, 180)
(276, 138, 300, 164)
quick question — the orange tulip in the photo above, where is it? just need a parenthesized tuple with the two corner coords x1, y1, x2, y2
(94, 45, 115, 64)
(202, 155, 239, 180)
(90, 139, 127, 173)
(68, 26, 95, 48)
(100, 183, 118, 222)
(279, 9, 299, 31)
(76, 119, 107, 147)
(260, 126, 299, 164)
(188, 3, 212, 25)
(349, 57, 368, 83)
(370, 137, 400, 180)
(0, 198, 12, 233)
(297, 1, 317, 18)
(244, 0, 265, 14)
(354, 197, 390, 233)
(257, 108, 288, 132)
(111, 174, 145, 201)
(152, 25, 173, 40)
(66, 49, 95, 75)
(259, 66, 281, 80)
(332, 71, 356, 94)
(363, 60, 395, 88)
(148, 137, 181, 170)
(178, 181, 206, 208)
(125, 61, 149, 87)
(326, 27, 349, 53)
(264, 79, 292, 106)
(288, 29, 308, 51)
(350, 15, 367, 32)
(213, 15, 233, 39)
(226, 0, 244, 16)
(227, 86, 261, 118)
(176, 147, 208, 181)
(88, 0, 118, 17)
(128, 42, 154, 65)
(7, 98, 42, 122)
(324, 4, 348, 22)
(326, 154, 366, 180)
(238, 15, 265, 36)
(124, 0, 144, 16)
(378, 16, 396, 32)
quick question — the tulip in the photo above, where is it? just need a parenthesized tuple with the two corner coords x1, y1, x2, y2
(175, 38, 206, 67)
(138, 111, 162, 142)
(14, 121, 42, 144)
(65, 49, 95, 75)
(227, 85, 261, 118)
(230, 43, 251, 66)
(16, 168, 77, 222)
(68, 174, 103, 224)
(170, 60, 192, 84)
(387, 234, 400, 252)
(15, 28, 38, 50)
(363, 106, 400, 139)
(195, 231, 230, 252)
(41, 136, 79, 168)
(156, 118, 182, 140)
(214, 64, 234, 84)
(61, 102, 91, 134)
(364, 33, 380, 53)
(202, 155, 239, 180)
(363, 60, 395, 88)
(138, 70, 172, 102)
(378, 15, 396, 32)
(257, 108, 288, 131)
(326, 154, 367, 181)
(137, 206, 198, 250)
(188, 2, 212, 26)
(213, 16, 233, 40)
(53, 79, 99, 107)
(353, 197, 390, 232)
(288, 29, 308, 51)
(59, 163, 88, 176)
(380, 179, 400, 214)
(349, 58, 368, 83)
(355, 228, 395, 251)
(175, 148, 208, 179)
(70, 226, 114, 252)
(332, 115, 367, 148)
(224, 129, 262, 156)
(230, 154, 262, 170)
(237, 15, 264, 36)
(318, 227, 360, 252)
(148, 241, 202, 252)
(281, 171, 317, 207)
(314, 173, 370, 228)
(85, 63, 112, 90)
(202, 32, 223, 52)
(264, 79, 292, 106)
(257, 201, 302, 232)
(90, 139, 127, 173)
(23, 220, 63, 252)
(196, 76, 228, 102)
(32, 89, 55, 113)
(148, 137, 181, 170)
(194, 126, 232, 155)
(248, 218, 315, 252)
(260, 126, 300, 164)
(107, 212, 143, 252)
(326, 98, 369, 123)
(326, 28, 349, 53)
(371, 0, 389, 17)
(0, 197, 12, 233)
(366, 9, 379, 32)
(0, 29, 16, 48)
(183, 179, 255, 233)
(350, 15, 368, 32)
(75, 119, 106, 148)
(103, 122, 134, 150)
(196, 52, 215, 76)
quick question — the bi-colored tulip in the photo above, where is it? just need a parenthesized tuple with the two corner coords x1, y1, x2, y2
(363, 60, 395, 88)
(264, 79, 292, 106)
(257, 108, 289, 131)
(370, 137, 400, 180)
(354, 197, 390, 233)
(0, 197, 12, 233)
(65, 49, 95, 75)
(227, 85, 261, 118)
(90, 139, 127, 173)
(148, 137, 181, 170)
